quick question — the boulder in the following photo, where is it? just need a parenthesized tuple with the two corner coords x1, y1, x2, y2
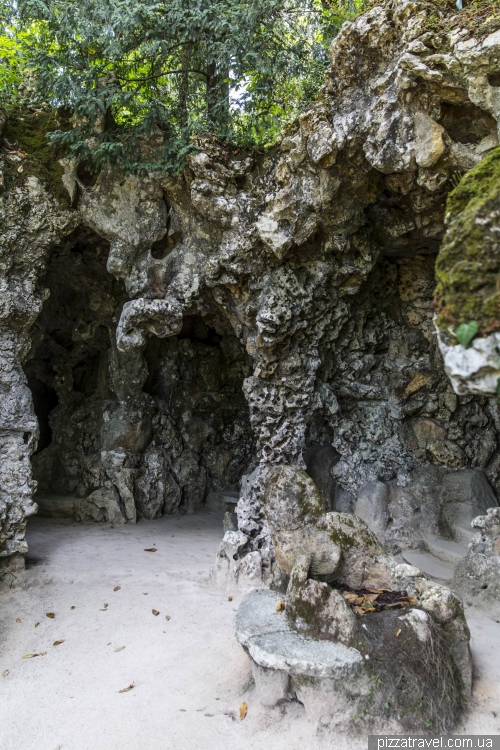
(263, 464, 391, 588)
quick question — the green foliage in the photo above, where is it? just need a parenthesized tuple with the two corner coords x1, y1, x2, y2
(0, 0, 369, 170)
(0, 0, 27, 110)
(455, 321, 478, 347)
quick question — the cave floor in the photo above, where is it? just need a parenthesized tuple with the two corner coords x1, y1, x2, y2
(1, 513, 500, 750)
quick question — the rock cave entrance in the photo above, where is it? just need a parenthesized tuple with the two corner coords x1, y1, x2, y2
(23, 231, 255, 523)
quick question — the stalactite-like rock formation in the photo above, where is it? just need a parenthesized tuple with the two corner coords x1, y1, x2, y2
(1, 0, 500, 578)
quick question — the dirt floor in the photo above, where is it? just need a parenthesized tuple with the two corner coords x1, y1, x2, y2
(1, 510, 500, 750)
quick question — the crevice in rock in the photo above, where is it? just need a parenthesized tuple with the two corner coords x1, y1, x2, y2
(439, 103, 496, 145)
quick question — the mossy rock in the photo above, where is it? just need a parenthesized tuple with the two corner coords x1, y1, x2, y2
(3, 111, 70, 206)
(434, 147, 500, 335)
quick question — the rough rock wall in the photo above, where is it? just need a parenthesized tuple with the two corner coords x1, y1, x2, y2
(2, 0, 500, 570)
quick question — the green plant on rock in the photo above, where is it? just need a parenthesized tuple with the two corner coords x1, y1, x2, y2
(455, 320, 478, 347)
(434, 148, 500, 336)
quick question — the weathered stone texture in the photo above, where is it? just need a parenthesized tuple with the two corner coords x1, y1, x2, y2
(2, 0, 500, 568)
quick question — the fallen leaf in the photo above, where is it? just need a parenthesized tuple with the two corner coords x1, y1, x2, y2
(17, 165, 23, 173)
(353, 606, 367, 616)
(114, 646, 125, 652)
(343, 592, 363, 605)
(363, 593, 379, 603)
(53, 640, 65, 647)
(399, 596, 418, 606)
(143, 593, 148, 595)
(16, 618, 21, 623)
(118, 683, 134, 693)
(239, 702, 248, 721)
(46, 613, 55, 619)
(70, 606, 75, 610)
(107, 642, 111, 646)
(396, 629, 402, 637)
(35, 622, 39, 627)
(366, 588, 391, 594)
(2, 670, 9, 677)
(100, 603, 109, 611)
(144, 548, 157, 552)
(228, 596, 233, 602)
(362, 606, 376, 612)
(152, 609, 159, 616)
(113, 586, 121, 592)
(165, 615, 171, 621)
(275, 599, 285, 613)
(22, 652, 46, 659)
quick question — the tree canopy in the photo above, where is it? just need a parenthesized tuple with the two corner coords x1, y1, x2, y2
(1, 0, 368, 171)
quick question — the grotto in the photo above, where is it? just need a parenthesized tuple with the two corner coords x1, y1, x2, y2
(2, 0, 500, 745)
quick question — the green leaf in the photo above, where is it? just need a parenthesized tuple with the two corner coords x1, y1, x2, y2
(455, 321, 478, 348)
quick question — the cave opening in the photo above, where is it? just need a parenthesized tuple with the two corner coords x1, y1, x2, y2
(23, 230, 255, 523)
(23, 226, 126, 516)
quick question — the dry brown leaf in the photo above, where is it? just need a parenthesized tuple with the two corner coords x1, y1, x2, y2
(70, 606, 75, 610)
(34, 622, 40, 628)
(143, 593, 148, 595)
(362, 606, 376, 612)
(343, 592, 363, 605)
(275, 599, 285, 613)
(152, 609, 159, 616)
(386, 603, 404, 608)
(119, 683, 134, 693)
(2, 670, 9, 677)
(107, 642, 111, 646)
(16, 618, 21, 623)
(228, 596, 233, 602)
(363, 594, 379, 603)
(353, 606, 366, 616)
(114, 646, 125, 652)
(165, 615, 171, 621)
(53, 640, 64, 647)
(400, 596, 418, 605)
(239, 702, 248, 720)
(396, 629, 402, 637)
(144, 548, 157, 552)
(22, 652, 46, 659)
(366, 588, 391, 594)
(46, 613, 55, 619)
(100, 603, 109, 611)
(113, 586, 121, 592)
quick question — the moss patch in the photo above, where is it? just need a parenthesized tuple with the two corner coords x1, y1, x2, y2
(3, 111, 70, 206)
(434, 148, 500, 335)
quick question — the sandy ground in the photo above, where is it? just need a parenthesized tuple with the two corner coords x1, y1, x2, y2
(1, 510, 499, 750)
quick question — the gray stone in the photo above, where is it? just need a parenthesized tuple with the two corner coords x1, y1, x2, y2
(401, 551, 455, 581)
(264, 465, 392, 589)
(440, 470, 498, 543)
(77, 486, 125, 526)
(355, 480, 389, 539)
(453, 507, 500, 603)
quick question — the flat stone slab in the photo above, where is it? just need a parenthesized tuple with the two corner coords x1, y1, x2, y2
(36, 495, 82, 519)
(235, 589, 363, 679)
(205, 491, 239, 511)
(425, 537, 467, 566)
(402, 550, 454, 580)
